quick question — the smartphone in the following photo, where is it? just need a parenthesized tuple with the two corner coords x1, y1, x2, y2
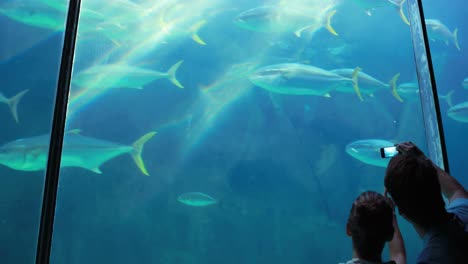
(380, 146, 398, 158)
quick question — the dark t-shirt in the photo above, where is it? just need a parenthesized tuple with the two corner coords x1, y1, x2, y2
(417, 198, 468, 264)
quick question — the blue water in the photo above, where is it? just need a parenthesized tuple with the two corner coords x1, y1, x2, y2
(0, 0, 467, 263)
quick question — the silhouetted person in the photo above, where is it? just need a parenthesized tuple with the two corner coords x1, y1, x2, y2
(342, 191, 406, 264)
(385, 142, 468, 264)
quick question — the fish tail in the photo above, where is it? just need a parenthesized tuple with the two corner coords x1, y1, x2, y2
(190, 20, 207, 45)
(453, 28, 460, 51)
(166, 60, 184, 88)
(390, 73, 404, 102)
(351, 67, 363, 101)
(398, 0, 410, 25)
(6, 89, 29, 123)
(325, 10, 338, 36)
(439, 90, 454, 108)
(131, 132, 157, 176)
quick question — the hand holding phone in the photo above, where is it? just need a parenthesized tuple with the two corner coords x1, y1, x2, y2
(380, 146, 398, 158)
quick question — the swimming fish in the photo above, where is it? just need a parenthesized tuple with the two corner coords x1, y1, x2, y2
(0, 89, 28, 123)
(0, 0, 67, 30)
(345, 139, 395, 167)
(177, 192, 217, 207)
(0, 0, 107, 32)
(462, 78, 468, 89)
(331, 69, 402, 102)
(234, 5, 338, 37)
(249, 63, 362, 100)
(447, 102, 468, 123)
(72, 60, 184, 89)
(353, 0, 410, 25)
(425, 19, 460, 51)
(0, 130, 156, 175)
(396, 82, 419, 102)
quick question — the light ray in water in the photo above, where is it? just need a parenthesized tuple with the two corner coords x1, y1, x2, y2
(66, 0, 218, 125)
(177, 82, 253, 161)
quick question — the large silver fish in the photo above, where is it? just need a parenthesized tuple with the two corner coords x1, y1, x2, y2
(234, 5, 338, 37)
(346, 139, 395, 167)
(331, 69, 402, 102)
(0, 0, 106, 31)
(72, 61, 184, 89)
(249, 63, 362, 99)
(425, 19, 460, 51)
(0, 130, 156, 175)
(447, 102, 468, 123)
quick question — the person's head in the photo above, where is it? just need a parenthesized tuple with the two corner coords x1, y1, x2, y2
(346, 191, 394, 262)
(384, 154, 447, 229)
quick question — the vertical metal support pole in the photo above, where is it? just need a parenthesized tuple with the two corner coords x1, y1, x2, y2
(406, 0, 450, 172)
(35, 1, 81, 263)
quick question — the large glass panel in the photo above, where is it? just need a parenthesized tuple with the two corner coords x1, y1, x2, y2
(0, 0, 67, 262)
(51, 0, 432, 263)
(421, 0, 468, 188)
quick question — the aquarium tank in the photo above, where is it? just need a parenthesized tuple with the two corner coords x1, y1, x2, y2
(0, 0, 466, 263)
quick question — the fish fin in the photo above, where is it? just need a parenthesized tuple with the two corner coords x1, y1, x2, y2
(131, 132, 157, 176)
(6, 89, 29, 123)
(365, 9, 372, 16)
(66, 129, 82, 134)
(294, 25, 312, 37)
(390, 73, 404, 102)
(398, 0, 410, 25)
(190, 20, 207, 45)
(453, 28, 460, 51)
(324, 10, 338, 36)
(351, 67, 363, 101)
(166, 60, 184, 88)
(90, 168, 103, 174)
(439, 90, 454, 108)
(323, 93, 331, 98)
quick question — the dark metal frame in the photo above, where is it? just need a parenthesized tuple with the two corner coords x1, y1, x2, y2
(35, 0, 81, 263)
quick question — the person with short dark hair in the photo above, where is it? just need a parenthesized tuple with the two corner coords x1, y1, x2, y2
(342, 191, 406, 264)
(384, 142, 468, 264)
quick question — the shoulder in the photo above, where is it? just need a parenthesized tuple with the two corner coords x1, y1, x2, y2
(447, 198, 468, 227)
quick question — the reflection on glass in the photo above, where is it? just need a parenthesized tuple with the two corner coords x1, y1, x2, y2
(49, 0, 437, 263)
(421, 0, 468, 189)
(0, 0, 67, 262)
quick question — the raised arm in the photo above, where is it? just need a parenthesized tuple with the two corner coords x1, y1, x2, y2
(385, 192, 406, 264)
(396, 142, 468, 202)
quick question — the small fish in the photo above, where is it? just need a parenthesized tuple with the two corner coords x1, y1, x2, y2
(425, 19, 460, 51)
(462, 78, 468, 89)
(177, 192, 217, 207)
(72, 60, 184, 90)
(447, 102, 468, 123)
(396, 82, 419, 102)
(353, 0, 410, 25)
(249, 63, 362, 99)
(234, 5, 338, 37)
(346, 139, 395, 167)
(0, 89, 28, 123)
(332, 69, 402, 102)
(0, 130, 156, 175)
